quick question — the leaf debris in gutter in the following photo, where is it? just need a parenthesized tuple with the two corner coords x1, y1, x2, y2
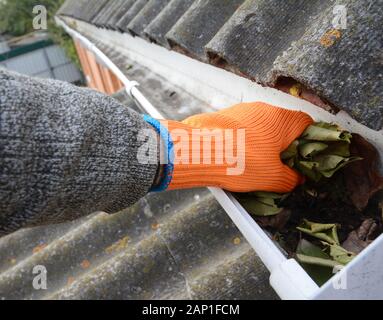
(235, 122, 383, 286)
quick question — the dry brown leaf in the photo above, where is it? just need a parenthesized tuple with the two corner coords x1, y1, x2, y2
(342, 218, 378, 253)
(344, 134, 383, 210)
(254, 209, 291, 230)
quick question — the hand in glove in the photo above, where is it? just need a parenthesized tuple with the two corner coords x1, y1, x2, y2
(145, 102, 313, 193)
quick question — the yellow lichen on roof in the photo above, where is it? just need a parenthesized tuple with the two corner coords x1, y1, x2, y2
(105, 236, 129, 254)
(320, 29, 342, 48)
(32, 244, 47, 254)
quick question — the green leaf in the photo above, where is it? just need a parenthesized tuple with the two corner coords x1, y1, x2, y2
(299, 161, 319, 170)
(299, 142, 328, 158)
(281, 140, 299, 160)
(302, 124, 352, 143)
(314, 155, 362, 178)
(296, 239, 340, 268)
(240, 198, 282, 216)
(280, 122, 358, 181)
(297, 238, 329, 259)
(296, 221, 355, 266)
(297, 161, 322, 182)
(297, 228, 338, 245)
(295, 240, 350, 286)
(324, 141, 351, 157)
(240, 192, 287, 216)
(296, 254, 340, 268)
(309, 222, 336, 234)
(297, 219, 340, 245)
(314, 122, 340, 131)
(326, 243, 356, 265)
(251, 192, 285, 200)
(315, 155, 346, 171)
(341, 131, 353, 143)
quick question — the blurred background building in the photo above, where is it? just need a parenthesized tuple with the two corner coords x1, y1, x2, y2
(0, 31, 82, 83)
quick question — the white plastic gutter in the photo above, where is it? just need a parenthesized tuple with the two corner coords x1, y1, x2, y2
(56, 17, 383, 300)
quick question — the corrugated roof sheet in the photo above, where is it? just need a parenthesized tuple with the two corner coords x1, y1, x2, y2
(107, 0, 136, 30)
(144, 0, 194, 47)
(128, 0, 170, 37)
(58, 0, 382, 130)
(117, 0, 149, 33)
(166, 0, 245, 61)
(0, 44, 277, 299)
(206, 0, 327, 82)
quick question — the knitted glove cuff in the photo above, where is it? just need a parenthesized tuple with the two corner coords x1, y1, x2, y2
(143, 115, 174, 192)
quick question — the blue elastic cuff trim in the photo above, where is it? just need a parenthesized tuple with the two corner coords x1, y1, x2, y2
(143, 114, 174, 192)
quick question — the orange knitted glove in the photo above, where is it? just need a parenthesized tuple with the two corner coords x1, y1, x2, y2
(145, 102, 313, 193)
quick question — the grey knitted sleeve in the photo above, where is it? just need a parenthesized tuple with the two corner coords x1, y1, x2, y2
(0, 68, 159, 236)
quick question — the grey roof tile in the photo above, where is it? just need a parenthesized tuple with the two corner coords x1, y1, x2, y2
(127, 0, 171, 37)
(166, 0, 245, 61)
(58, 0, 88, 19)
(206, 0, 328, 82)
(0, 188, 275, 299)
(189, 247, 275, 300)
(92, 0, 113, 27)
(93, 0, 124, 28)
(116, 0, 149, 33)
(108, 0, 137, 30)
(51, 231, 190, 299)
(144, 0, 195, 47)
(271, 0, 383, 130)
(56, 0, 76, 16)
(82, 0, 110, 23)
(66, 0, 106, 22)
